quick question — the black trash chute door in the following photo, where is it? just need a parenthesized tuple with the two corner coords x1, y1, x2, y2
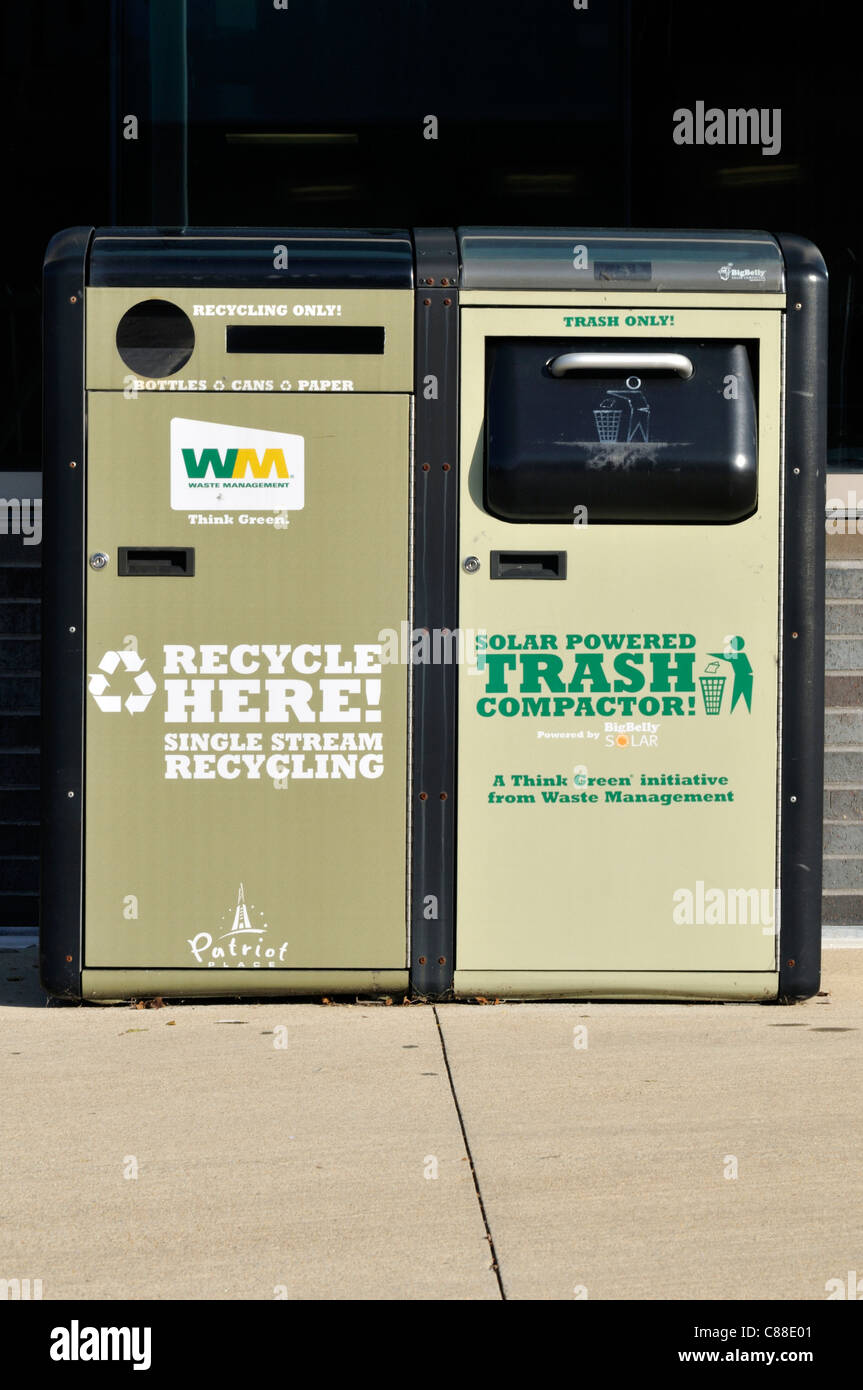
(485, 338, 758, 523)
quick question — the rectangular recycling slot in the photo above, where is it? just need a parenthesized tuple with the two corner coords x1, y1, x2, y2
(490, 550, 567, 579)
(484, 338, 758, 523)
(117, 546, 195, 576)
(225, 325, 386, 354)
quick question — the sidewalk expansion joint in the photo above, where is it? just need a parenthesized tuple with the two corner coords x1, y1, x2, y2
(433, 1004, 506, 1300)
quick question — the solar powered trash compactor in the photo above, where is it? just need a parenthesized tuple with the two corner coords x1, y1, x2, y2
(41, 228, 414, 1000)
(453, 229, 826, 1002)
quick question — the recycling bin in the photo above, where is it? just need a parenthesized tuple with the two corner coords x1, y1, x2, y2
(453, 228, 826, 1001)
(41, 227, 415, 999)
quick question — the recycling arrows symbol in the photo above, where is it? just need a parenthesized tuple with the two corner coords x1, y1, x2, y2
(88, 650, 157, 714)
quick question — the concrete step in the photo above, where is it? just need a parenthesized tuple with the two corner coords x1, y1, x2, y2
(824, 823, 863, 854)
(822, 892, 863, 925)
(0, 677, 39, 711)
(0, 892, 37, 928)
(825, 751, 863, 782)
(0, 637, 40, 675)
(824, 788, 863, 819)
(0, 566, 40, 599)
(826, 562, 863, 598)
(0, 714, 39, 748)
(0, 751, 39, 788)
(825, 637, 863, 670)
(0, 857, 38, 891)
(825, 710, 863, 745)
(825, 675, 863, 705)
(824, 858, 863, 890)
(0, 823, 39, 854)
(827, 603, 863, 635)
(0, 601, 40, 636)
(0, 789, 38, 820)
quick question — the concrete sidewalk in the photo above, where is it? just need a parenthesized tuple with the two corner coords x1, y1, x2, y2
(0, 949, 861, 1300)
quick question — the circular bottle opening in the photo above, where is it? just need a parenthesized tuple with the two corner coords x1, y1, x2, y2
(115, 299, 195, 377)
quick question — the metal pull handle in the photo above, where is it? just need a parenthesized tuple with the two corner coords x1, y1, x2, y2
(548, 351, 694, 380)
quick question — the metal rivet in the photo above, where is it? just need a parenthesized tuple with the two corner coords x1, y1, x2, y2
(419, 792, 428, 801)
(418, 956, 427, 965)
(68, 626, 76, 634)
(787, 959, 796, 967)
(794, 302, 802, 310)
(463, 556, 480, 573)
(422, 463, 430, 471)
(438, 957, 446, 965)
(423, 298, 431, 306)
(442, 463, 451, 472)
(69, 460, 77, 469)
(440, 792, 447, 800)
(67, 790, 75, 798)
(793, 467, 800, 475)
(443, 297, 452, 306)
(790, 795, 797, 803)
(791, 631, 799, 639)
(65, 955, 73, 963)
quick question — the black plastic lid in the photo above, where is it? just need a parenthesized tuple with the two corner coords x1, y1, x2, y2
(458, 227, 784, 292)
(89, 228, 414, 288)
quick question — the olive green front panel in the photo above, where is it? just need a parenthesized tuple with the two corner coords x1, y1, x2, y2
(84, 392, 410, 970)
(457, 306, 782, 976)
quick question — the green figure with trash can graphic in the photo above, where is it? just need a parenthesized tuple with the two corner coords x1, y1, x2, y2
(699, 636, 753, 715)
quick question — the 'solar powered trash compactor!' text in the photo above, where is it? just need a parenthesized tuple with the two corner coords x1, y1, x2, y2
(41, 228, 826, 1003)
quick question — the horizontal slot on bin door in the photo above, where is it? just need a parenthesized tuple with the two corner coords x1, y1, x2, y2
(117, 547, 195, 576)
(225, 325, 385, 354)
(490, 551, 567, 580)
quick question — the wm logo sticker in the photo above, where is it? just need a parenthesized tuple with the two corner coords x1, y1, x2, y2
(170, 418, 304, 511)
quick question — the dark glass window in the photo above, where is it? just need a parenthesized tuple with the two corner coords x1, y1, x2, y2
(183, 0, 627, 228)
(3, 0, 862, 471)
